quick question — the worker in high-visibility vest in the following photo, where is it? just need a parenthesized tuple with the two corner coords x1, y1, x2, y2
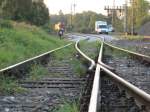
(54, 22, 65, 39)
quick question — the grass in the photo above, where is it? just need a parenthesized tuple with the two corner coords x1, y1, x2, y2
(0, 76, 26, 94)
(0, 20, 68, 69)
(79, 40, 100, 59)
(53, 102, 79, 112)
(116, 34, 144, 40)
(0, 20, 69, 94)
(27, 64, 49, 80)
(71, 58, 86, 76)
(0, 44, 87, 93)
(104, 45, 129, 58)
(52, 45, 87, 77)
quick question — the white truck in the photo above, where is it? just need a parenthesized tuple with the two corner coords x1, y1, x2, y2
(95, 21, 108, 34)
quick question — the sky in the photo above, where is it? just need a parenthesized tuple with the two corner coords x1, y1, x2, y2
(44, 0, 124, 15)
(44, 0, 150, 15)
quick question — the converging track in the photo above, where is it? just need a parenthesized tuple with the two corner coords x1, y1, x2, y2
(0, 43, 94, 112)
(0, 34, 150, 112)
(74, 34, 150, 112)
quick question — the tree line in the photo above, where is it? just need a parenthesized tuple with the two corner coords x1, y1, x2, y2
(0, 0, 49, 26)
(0, 0, 149, 33)
(50, 0, 150, 33)
(126, 0, 150, 32)
(50, 11, 108, 33)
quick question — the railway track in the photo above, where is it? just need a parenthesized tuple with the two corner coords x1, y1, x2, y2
(0, 34, 150, 112)
(66, 33, 150, 111)
(0, 43, 98, 112)
(67, 34, 150, 111)
(103, 44, 150, 94)
(82, 39, 150, 112)
(100, 72, 141, 112)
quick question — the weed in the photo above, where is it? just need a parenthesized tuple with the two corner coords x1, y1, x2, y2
(0, 21, 68, 69)
(0, 76, 26, 94)
(27, 64, 48, 80)
(54, 102, 79, 112)
(51, 45, 87, 77)
(79, 40, 100, 59)
(0, 19, 13, 29)
(71, 58, 86, 77)
(104, 45, 129, 58)
(117, 35, 144, 40)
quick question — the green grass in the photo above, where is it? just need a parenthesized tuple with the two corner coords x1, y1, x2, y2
(54, 102, 79, 112)
(0, 20, 68, 69)
(0, 20, 69, 94)
(79, 40, 100, 59)
(0, 76, 26, 94)
(117, 35, 144, 40)
(27, 64, 49, 80)
(71, 58, 86, 76)
(52, 45, 87, 77)
(104, 45, 129, 58)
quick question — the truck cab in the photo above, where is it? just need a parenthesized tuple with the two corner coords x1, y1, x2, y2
(95, 21, 108, 34)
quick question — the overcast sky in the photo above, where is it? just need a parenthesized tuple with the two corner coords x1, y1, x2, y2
(44, 0, 150, 15)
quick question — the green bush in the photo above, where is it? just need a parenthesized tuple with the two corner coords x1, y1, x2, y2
(0, 19, 13, 29)
(0, 21, 67, 69)
(141, 16, 150, 25)
(28, 64, 49, 80)
(55, 103, 79, 112)
(0, 76, 25, 94)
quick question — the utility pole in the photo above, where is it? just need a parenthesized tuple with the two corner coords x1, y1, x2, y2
(70, 0, 76, 30)
(104, 6, 124, 25)
(124, 0, 128, 34)
(70, 4, 73, 29)
(131, 0, 135, 35)
(73, 0, 76, 15)
(112, 0, 115, 26)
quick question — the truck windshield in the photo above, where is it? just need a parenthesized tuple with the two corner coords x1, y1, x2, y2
(99, 25, 107, 28)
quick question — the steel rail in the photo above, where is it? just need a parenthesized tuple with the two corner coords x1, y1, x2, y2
(72, 34, 150, 110)
(0, 43, 72, 73)
(75, 40, 95, 70)
(88, 40, 150, 111)
(88, 41, 103, 112)
(101, 41, 150, 110)
(104, 42, 150, 61)
(100, 65, 150, 110)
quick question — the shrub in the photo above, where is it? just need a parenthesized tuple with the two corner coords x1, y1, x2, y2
(0, 19, 13, 29)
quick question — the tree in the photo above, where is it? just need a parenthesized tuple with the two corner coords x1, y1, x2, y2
(127, 0, 150, 31)
(29, 1, 49, 26)
(0, 0, 32, 20)
(0, 0, 16, 19)
(13, 0, 32, 20)
(0, 0, 49, 26)
(50, 11, 107, 33)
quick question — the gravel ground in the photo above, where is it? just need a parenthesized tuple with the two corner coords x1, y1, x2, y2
(0, 58, 84, 112)
(0, 50, 87, 112)
(103, 45, 150, 95)
(99, 73, 141, 112)
(110, 39, 150, 56)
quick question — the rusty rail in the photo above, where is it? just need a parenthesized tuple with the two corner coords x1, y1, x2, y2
(88, 40, 150, 112)
(104, 42, 150, 62)
(0, 43, 72, 73)
(88, 40, 103, 112)
(68, 33, 150, 111)
(75, 40, 95, 70)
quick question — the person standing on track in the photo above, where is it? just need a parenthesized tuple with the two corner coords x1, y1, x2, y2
(58, 28, 64, 39)
(58, 22, 65, 39)
(55, 22, 65, 39)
